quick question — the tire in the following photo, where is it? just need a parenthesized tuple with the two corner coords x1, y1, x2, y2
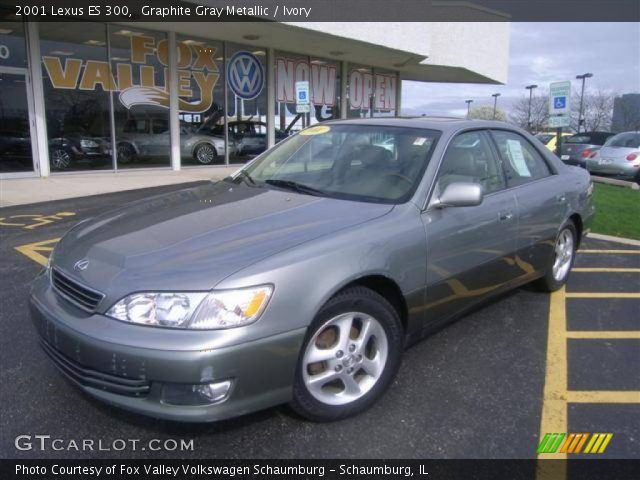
(194, 143, 217, 165)
(50, 148, 71, 170)
(291, 286, 404, 422)
(535, 221, 577, 292)
(117, 143, 135, 164)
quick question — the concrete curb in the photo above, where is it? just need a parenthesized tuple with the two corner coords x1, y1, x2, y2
(591, 175, 639, 190)
(587, 232, 640, 247)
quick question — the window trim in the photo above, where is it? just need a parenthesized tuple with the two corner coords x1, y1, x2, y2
(488, 128, 558, 178)
(424, 127, 510, 211)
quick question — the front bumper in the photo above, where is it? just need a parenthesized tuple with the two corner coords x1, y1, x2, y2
(29, 272, 305, 422)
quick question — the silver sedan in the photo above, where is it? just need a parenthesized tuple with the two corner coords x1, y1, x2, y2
(30, 118, 594, 422)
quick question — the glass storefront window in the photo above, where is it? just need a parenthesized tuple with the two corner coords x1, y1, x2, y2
(1, 16, 34, 174)
(175, 35, 226, 166)
(109, 27, 170, 169)
(273, 52, 340, 142)
(0, 11, 27, 68)
(225, 43, 267, 163)
(348, 65, 397, 118)
(40, 23, 113, 171)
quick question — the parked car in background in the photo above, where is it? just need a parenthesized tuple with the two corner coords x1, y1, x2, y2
(228, 120, 289, 156)
(535, 131, 573, 153)
(559, 131, 615, 167)
(31, 118, 594, 423)
(586, 131, 640, 182)
(117, 119, 237, 165)
(48, 131, 111, 170)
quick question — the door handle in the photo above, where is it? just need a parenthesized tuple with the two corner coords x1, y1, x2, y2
(556, 195, 566, 203)
(499, 211, 514, 221)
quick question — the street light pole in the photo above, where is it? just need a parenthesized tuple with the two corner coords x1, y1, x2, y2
(465, 99, 473, 119)
(525, 84, 538, 132)
(492, 93, 501, 120)
(576, 73, 593, 133)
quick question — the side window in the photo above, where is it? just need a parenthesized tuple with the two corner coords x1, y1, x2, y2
(491, 130, 552, 187)
(152, 119, 169, 134)
(437, 130, 506, 195)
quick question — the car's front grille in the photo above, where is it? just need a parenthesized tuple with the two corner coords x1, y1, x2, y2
(40, 340, 150, 397)
(51, 268, 104, 312)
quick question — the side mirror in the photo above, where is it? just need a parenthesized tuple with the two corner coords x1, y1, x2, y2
(434, 182, 483, 208)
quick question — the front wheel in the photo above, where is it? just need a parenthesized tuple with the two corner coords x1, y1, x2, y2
(291, 286, 404, 422)
(536, 222, 577, 292)
(50, 148, 71, 170)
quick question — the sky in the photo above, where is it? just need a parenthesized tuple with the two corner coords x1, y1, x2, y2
(401, 22, 640, 118)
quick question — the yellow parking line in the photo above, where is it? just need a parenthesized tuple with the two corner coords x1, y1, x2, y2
(578, 249, 640, 254)
(565, 292, 640, 299)
(538, 287, 568, 460)
(566, 331, 640, 339)
(567, 391, 640, 403)
(572, 268, 640, 273)
(14, 238, 60, 267)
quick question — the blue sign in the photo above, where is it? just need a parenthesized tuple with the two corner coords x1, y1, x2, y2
(227, 51, 265, 100)
(298, 91, 307, 101)
(554, 96, 566, 110)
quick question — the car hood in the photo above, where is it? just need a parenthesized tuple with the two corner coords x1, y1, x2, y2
(52, 181, 393, 297)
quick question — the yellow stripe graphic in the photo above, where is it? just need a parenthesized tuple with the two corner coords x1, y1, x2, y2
(584, 433, 598, 453)
(598, 434, 613, 453)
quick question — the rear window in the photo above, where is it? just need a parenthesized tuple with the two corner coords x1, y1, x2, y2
(535, 134, 553, 144)
(605, 132, 640, 148)
(566, 135, 592, 144)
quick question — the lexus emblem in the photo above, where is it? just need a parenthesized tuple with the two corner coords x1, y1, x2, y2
(74, 259, 90, 271)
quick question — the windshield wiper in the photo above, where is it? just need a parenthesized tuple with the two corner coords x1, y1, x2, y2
(264, 179, 329, 197)
(235, 169, 256, 186)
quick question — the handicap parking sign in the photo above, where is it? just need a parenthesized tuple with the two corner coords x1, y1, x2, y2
(554, 96, 566, 109)
(298, 91, 307, 101)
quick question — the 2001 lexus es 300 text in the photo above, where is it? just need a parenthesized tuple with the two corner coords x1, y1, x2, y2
(30, 118, 594, 422)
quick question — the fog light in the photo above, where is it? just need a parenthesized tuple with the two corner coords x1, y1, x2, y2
(161, 380, 232, 406)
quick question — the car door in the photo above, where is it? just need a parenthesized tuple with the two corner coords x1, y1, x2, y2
(149, 118, 170, 156)
(490, 129, 566, 276)
(421, 130, 519, 324)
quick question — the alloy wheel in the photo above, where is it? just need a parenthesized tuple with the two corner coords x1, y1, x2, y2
(51, 149, 71, 169)
(196, 144, 215, 164)
(301, 312, 389, 406)
(552, 228, 574, 281)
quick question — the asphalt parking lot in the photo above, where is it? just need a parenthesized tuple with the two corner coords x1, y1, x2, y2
(1, 184, 638, 460)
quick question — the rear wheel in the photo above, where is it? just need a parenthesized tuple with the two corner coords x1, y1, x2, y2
(291, 286, 403, 421)
(117, 143, 135, 164)
(536, 221, 577, 292)
(194, 143, 217, 164)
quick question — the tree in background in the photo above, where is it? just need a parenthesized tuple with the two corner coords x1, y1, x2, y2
(510, 91, 550, 133)
(468, 105, 507, 121)
(570, 89, 615, 132)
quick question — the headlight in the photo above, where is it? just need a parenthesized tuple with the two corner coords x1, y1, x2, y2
(80, 139, 99, 148)
(106, 285, 272, 329)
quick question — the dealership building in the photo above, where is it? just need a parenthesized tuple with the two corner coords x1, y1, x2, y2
(0, 5, 509, 178)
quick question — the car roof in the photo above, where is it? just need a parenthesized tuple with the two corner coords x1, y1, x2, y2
(326, 116, 525, 133)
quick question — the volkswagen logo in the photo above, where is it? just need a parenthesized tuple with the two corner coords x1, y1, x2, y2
(74, 259, 90, 271)
(227, 51, 265, 100)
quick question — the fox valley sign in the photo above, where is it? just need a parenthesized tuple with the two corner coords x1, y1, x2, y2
(42, 35, 220, 113)
(42, 36, 397, 114)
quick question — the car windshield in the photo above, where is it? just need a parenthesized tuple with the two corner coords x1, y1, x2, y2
(238, 124, 440, 204)
(604, 132, 640, 148)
